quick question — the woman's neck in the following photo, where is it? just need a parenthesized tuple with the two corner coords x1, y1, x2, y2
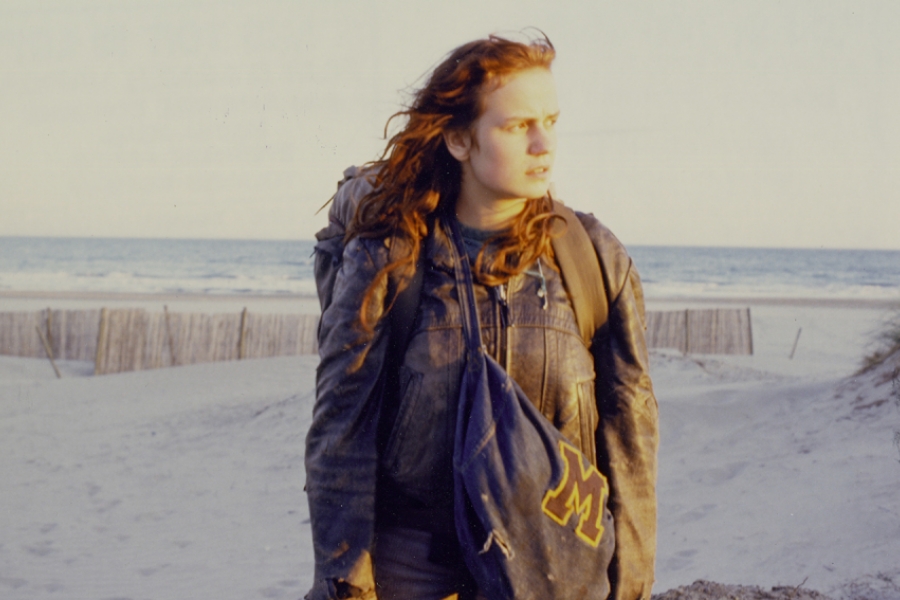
(454, 193, 527, 230)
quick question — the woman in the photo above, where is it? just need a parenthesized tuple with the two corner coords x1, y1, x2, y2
(306, 33, 658, 600)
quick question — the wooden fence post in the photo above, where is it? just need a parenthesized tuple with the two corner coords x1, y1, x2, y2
(35, 325, 61, 378)
(45, 307, 54, 356)
(238, 307, 248, 360)
(163, 305, 177, 366)
(789, 327, 802, 359)
(746, 308, 754, 356)
(94, 308, 109, 376)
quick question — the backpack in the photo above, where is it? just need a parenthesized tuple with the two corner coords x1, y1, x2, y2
(313, 165, 425, 363)
(313, 165, 382, 315)
(446, 216, 616, 599)
(313, 164, 607, 352)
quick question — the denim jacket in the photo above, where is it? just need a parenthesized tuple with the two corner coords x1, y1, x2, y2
(305, 210, 658, 600)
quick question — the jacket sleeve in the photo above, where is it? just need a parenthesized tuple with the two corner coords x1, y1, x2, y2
(579, 214, 659, 600)
(305, 237, 389, 600)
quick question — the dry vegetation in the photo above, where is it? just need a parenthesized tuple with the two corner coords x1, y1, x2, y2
(653, 572, 900, 600)
(858, 307, 900, 374)
(652, 580, 834, 600)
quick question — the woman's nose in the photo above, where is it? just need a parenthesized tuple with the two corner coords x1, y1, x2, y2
(529, 125, 556, 155)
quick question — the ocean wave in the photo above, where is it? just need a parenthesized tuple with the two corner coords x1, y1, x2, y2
(1, 238, 897, 301)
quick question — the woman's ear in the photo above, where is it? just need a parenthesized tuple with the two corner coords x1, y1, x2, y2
(443, 129, 472, 162)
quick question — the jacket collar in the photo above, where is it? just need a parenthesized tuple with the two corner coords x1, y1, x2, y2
(424, 215, 458, 273)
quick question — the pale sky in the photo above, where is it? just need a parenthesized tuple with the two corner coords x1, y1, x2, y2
(2, 1, 898, 249)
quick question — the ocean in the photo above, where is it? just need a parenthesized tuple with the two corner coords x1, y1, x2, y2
(1, 237, 898, 303)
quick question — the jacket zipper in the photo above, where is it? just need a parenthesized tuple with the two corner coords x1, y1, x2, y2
(494, 282, 511, 370)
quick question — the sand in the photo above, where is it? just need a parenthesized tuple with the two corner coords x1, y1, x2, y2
(1, 355, 317, 599)
(1, 293, 899, 599)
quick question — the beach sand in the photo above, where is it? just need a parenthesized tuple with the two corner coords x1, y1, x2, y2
(1, 293, 899, 599)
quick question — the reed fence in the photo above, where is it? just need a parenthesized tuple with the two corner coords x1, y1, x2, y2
(645, 308, 753, 355)
(0, 308, 319, 375)
(0, 309, 100, 361)
(0, 306, 752, 375)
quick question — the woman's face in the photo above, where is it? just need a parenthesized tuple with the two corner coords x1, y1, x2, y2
(449, 67, 559, 215)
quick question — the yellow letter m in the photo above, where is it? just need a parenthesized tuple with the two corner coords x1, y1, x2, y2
(541, 440, 609, 547)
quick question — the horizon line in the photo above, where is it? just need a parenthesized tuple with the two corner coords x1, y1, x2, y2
(1, 234, 899, 253)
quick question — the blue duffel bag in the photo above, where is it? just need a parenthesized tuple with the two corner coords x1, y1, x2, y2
(446, 219, 616, 600)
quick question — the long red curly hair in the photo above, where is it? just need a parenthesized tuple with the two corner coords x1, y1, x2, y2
(350, 32, 561, 333)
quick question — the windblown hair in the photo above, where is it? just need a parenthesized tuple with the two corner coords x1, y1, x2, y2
(350, 32, 560, 333)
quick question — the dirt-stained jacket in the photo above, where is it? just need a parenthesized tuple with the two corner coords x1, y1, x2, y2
(305, 198, 659, 600)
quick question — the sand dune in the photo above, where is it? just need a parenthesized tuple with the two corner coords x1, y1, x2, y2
(1, 356, 317, 599)
(652, 347, 900, 598)
(1, 298, 898, 599)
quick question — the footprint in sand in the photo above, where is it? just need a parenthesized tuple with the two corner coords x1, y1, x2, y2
(24, 540, 56, 557)
(0, 577, 28, 590)
(39, 523, 58, 534)
(688, 461, 748, 485)
(665, 549, 698, 570)
(679, 503, 717, 523)
(138, 564, 170, 577)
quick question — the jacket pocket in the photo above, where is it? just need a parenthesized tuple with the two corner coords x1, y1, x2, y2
(380, 365, 425, 474)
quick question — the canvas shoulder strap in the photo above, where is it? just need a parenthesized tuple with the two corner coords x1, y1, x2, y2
(550, 201, 609, 347)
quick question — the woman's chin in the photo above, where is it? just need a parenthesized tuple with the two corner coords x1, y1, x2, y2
(525, 183, 552, 200)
